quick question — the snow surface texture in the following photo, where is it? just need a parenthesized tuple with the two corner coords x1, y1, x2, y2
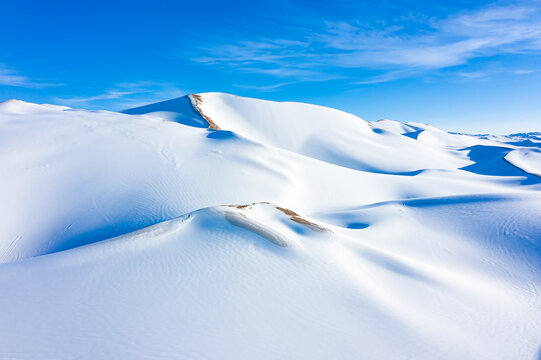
(0, 93, 540, 360)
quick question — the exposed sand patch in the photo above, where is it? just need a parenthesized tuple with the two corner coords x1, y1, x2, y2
(189, 94, 222, 130)
(224, 202, 329, 233)
(275, 206, 328, 232)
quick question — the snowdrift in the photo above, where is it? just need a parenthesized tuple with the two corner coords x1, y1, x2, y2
(0, 94, 540, 360)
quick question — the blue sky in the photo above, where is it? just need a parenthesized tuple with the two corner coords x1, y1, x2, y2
(1, 0, 540, 133)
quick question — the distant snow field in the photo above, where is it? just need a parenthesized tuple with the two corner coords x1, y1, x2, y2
(0, 93, 540, 359)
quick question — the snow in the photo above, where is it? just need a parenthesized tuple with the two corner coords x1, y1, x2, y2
(369, 118, 421, 135)
(0, 99, 69, 114)
(177, 93, 474, 173)
(0, 93, 540, 359)
(505, 147, 541, 177)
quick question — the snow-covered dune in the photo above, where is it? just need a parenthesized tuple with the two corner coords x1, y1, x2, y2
(0, 94, 540, 359)
(0, 102, 296, 261)
(0, 197, 539, 360)
(505, 148, 541, 177)
(128, 93, 471, 174)
(370, 118, 421, 135)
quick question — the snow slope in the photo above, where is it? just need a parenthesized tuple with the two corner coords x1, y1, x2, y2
(0, 94, 540, 359)
(505, 148, 541, 177)
(130, 93, 472, 174)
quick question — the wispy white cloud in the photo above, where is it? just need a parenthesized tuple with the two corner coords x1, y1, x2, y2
(457, 68, 536, 79)
(0, 65, 61, 88)
(58, 90, 134, 103)
(354, 70, 420, 84)
(329, 4, 541, 69)
(193, 2, 541, 84)
(56, 81, 185, 110)
(194, 39, 327, 81)
(234, 81, 300, 92)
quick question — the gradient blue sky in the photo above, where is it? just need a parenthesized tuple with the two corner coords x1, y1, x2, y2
(1, 0, 540, 133)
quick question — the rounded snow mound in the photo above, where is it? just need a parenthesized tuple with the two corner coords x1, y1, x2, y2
(0, 99, 70, 114)
(505, 148, 541, 177)
(370, 119, 421, 135)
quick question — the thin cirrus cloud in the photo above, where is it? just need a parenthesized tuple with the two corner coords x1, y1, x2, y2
(234, 81, 301, 92)
(55, 81, 185, 110)
(193, 2, 541, 85)
(0, 65, 61, 88)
